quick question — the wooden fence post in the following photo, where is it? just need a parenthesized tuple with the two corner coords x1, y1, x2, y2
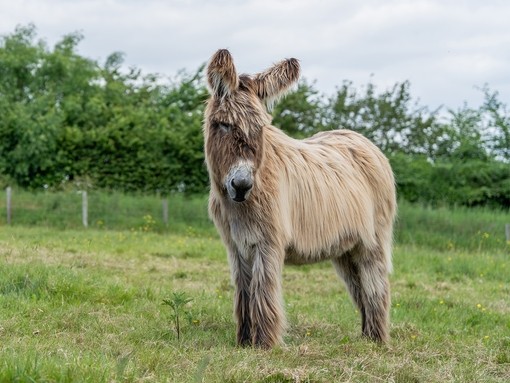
(162, 198, 169, 226)
(82, 191, 88, 228)
(6, 186, 12, 225)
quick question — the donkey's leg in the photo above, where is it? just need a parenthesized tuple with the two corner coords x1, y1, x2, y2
(249, 242, 285, 348)
(331, 251, 366, 333)
(228, 248, 253, 346)
(356, 244, 391, 343)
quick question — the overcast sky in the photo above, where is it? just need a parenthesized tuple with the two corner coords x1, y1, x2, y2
(1, 0, 509, 112)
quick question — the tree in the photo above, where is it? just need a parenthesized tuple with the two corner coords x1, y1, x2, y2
(444, 104, 488, 162)
(325, 80, 440, 156)
(480, 86, 510, 162)
(0, 24, 78, 187)
(272, 80, 327, 138)
(0, 25, 209, 193)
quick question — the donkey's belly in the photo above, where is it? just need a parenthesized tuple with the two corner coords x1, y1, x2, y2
(284, 235, 359, 265)
(284, 246, 332, 265)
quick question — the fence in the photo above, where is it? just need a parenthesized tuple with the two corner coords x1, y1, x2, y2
(2, 187, 212, 233)
(2, 187, 510, 251)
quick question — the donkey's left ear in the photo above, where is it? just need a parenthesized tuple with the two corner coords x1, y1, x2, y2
(254, 58, 300, 110)
(207, 49, 239, 99)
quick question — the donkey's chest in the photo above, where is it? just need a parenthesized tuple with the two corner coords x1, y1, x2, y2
(229, 215, 264, 250)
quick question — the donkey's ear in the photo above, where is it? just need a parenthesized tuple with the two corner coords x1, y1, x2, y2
(254, 58, 300, 110)
(207, 49, 239, 99)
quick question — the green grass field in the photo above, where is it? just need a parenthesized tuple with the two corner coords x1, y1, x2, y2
(1, 191, 509, 382)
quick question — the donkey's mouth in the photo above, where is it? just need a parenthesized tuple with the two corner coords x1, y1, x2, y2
(227, 188, 251, 203)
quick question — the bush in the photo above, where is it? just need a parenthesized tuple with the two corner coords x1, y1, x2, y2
(390, 153, 510, 208)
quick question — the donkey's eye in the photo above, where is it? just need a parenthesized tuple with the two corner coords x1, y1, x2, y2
(243, 144, 255, 158)
(217, 122, 231, 133)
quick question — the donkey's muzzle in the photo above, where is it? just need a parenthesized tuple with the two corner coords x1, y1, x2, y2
(227, 165, 253, 203)
(231, 178, 253, 202)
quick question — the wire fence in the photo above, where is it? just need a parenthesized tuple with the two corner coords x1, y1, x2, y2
(1, 187, 213, 235)
(2, 186, 510, 250)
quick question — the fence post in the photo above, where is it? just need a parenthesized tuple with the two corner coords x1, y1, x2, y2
(6, 186, 12, 225)
(506, 224, 510, 243)
(162, 198, 169, 226)
(82, 191, 88, 228)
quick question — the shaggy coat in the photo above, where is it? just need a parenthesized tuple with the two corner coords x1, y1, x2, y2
(204, 49, 396, 349)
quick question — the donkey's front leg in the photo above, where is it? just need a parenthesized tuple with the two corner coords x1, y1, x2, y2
(228, 248, 253, 346)
(249, 242, 285, 348)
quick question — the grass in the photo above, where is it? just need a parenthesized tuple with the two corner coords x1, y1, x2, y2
(0, 191, 509, 382)
(395, 201, 509, 253)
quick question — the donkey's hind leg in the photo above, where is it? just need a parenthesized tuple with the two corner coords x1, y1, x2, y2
(332, 251, 367, 337)
(357, 244, 391, 342)
(333, 245, 391, 343)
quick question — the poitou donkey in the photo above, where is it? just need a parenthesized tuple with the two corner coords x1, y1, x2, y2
(203, 49, 396, 349)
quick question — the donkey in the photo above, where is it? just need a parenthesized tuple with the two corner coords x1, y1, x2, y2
(204, 49, 396, 349)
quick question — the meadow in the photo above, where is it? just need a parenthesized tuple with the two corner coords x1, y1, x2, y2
(0, 190, 509, 382)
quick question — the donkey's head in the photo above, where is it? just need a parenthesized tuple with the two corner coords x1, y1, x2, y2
(204, 49, 300, 203)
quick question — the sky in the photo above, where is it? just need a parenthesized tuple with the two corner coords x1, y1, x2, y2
(1, 0, 509, 112)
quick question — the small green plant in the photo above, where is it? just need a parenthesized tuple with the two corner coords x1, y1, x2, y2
(162, 292, 193, 341)
(141, 214, 156, 232)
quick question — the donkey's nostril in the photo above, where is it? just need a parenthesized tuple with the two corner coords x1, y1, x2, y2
(231, 177, 252, 192)
(228, 165, 254, 202)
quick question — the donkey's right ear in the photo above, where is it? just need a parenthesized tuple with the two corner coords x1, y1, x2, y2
(207, 49, 239, 99)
